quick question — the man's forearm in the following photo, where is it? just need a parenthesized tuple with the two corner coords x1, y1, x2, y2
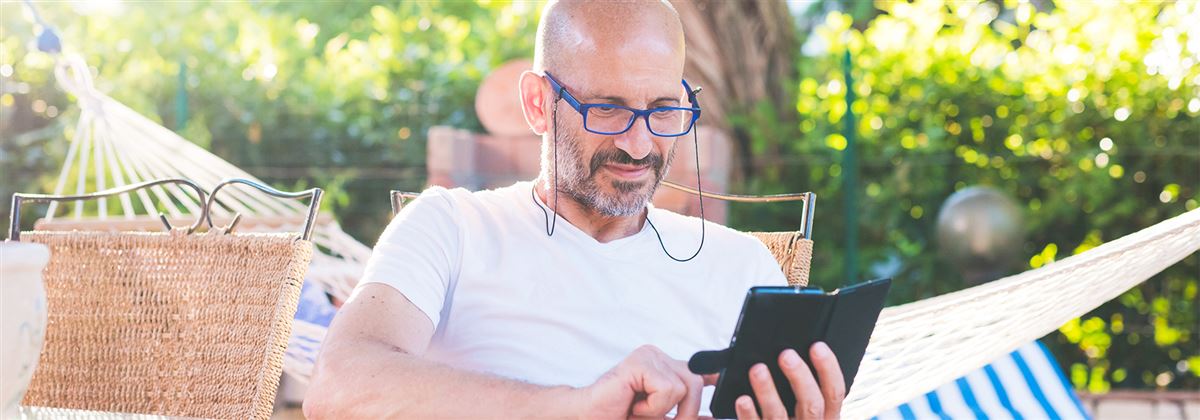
(305, 339, 586, 418)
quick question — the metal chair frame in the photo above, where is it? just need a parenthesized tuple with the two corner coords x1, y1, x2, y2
(390, 181, 814, 239)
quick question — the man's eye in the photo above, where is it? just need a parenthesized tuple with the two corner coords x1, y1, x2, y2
(589, 106, 624, 118)
(650, 110, 675, 120)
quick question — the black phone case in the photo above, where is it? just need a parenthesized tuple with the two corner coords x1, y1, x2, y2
(689, 278, 891, 418)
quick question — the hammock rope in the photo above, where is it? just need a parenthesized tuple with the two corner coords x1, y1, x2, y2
(24, 51, 1200, 417)
(842, 207, 1200, 418)
(37, 54, 371, 300)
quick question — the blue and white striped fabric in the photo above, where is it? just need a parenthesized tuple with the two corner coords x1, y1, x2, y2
(873, 341, 1090, 420)
(285, 281, 338, 369)
(293, 280, 338, 327)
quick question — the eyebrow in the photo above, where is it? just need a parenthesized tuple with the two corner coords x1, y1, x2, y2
(582, 94, 681, 107)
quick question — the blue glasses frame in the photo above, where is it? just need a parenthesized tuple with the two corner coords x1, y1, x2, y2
(544, 71, 701, 137)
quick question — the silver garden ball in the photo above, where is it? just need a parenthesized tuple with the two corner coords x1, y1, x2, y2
(936, 186, 1024, 283)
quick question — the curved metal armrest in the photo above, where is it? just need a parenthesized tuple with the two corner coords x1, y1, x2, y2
(660, 180, 816, 239)
(206, 178, 323, 241)
(8, 178, 209, 242)
(390, 190, 421, 216)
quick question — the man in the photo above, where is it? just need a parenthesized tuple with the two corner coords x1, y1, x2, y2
(304, 1, 845, 418)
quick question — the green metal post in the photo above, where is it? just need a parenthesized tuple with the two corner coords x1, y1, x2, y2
(176, 59, 188, 130)
(842, 50, 859, 282)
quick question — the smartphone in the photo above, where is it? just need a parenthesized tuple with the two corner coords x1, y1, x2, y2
(690, 278, 891, 418)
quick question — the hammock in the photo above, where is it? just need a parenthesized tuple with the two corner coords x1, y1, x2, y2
(873, 341, 1090, 420)
(29, 54, 1200, 418)
(842, 207, 1200, 418)
(32, 55, 370, 301)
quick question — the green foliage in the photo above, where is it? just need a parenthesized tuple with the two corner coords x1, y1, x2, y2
(729, 0, 1199, 390)
(2, 0, 1196, 393)
(0, 0, 540, 239)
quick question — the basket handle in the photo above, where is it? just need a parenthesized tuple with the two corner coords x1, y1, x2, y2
(8, 178, 209, 241)
(205, 178, 323, 241)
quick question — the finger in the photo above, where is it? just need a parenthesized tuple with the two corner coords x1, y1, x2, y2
(748, 363, 787, 420)
(702, 373, 720, 386)
(632, 359, 688, 417)
(665, 359, 705, 420)
(809, 342, 846, 420)
(735, 395, 760, 420)
(778, 348, 823, 419)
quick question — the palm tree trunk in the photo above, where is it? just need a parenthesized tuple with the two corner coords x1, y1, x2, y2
(671, 0, 798, 182)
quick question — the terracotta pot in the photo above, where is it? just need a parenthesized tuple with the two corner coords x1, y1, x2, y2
(1, 242, 50, 416)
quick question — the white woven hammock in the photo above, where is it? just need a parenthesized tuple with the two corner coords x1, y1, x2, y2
(32, 54, 1200, 418)
(843, 207, 1200, 418)
(35, 55, 369, 301)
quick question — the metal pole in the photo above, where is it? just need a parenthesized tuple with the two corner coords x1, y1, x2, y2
(842, 49, 859, 282)
(176, 59, 188, 130)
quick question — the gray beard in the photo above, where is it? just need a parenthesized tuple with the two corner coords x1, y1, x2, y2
(541, 129, 677, 217)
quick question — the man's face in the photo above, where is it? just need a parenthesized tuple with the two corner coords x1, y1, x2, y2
(552, 117, 676, 217)
(548, 46, 685, 217)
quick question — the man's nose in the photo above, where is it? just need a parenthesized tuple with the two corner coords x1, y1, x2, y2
(612, 118, 654, 160)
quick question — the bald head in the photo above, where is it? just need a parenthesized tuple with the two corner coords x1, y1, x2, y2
(518, 0, 692, 219)
(533, 0, 685, 81)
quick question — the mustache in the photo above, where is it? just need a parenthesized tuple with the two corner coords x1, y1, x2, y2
(588, 147, 664, 177)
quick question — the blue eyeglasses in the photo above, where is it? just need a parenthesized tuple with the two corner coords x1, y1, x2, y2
(544, 71, 701, 137)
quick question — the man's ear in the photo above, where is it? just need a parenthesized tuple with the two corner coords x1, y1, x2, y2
(518, 71, 551, 136)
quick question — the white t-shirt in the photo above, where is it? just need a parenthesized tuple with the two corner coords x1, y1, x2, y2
(359, 181, 785, 410)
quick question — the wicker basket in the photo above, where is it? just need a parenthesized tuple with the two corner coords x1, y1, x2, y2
(20, 230, 312, 420)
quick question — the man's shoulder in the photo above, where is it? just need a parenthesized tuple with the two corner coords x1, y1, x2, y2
(647, 207, 786, 284)
(646, 206, 767, 252)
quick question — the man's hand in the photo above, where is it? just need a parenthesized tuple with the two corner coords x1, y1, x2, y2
(735, 342, 845, 420)
(580, 345, 707, 420)
(578, 342, 844, 420)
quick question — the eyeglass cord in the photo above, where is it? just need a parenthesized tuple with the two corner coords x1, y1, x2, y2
(533, 89, 706, 262)
(535, 96, 561, 237)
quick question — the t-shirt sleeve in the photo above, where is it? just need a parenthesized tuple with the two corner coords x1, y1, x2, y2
(357, 187, 461, 329)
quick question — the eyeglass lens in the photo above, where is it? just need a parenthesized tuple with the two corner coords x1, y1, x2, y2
(585, 105, 695, 136)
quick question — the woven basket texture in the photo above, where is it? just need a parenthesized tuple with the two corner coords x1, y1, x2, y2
(19, 231, 312, 420)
